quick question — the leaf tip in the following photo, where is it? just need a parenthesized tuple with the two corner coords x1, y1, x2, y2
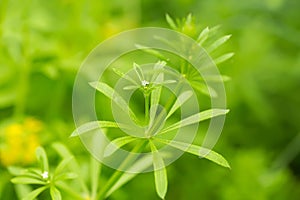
(88, 81, 98, 89)
(70, 130, 78, 137)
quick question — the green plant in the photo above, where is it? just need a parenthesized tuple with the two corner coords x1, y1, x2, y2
(9, 145, 77, 200)
(9, 14, 232, 200)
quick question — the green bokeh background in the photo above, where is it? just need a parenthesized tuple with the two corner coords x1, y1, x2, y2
(1, 0, 300, 199)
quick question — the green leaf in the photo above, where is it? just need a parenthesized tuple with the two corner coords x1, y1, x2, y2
(214, 52, 234, 65)
(135, 44, 169, 62)
(89, 81, 139, 123)
(166, 14, 177, 30)
(52, 143, 73, 159)
(106, 154, 154, 197)
(36, 147, 49, 172)
(52, 143, 89, 194)
(123, 85, 140, 90)
(160, 109, 229, 134)
(207, 35, 231, 53)
(149, 72, 163, 127)
(54, 157, 74, 176)
(104, 136, 137, 157)
(185, 13, 193, 26)
(153, 36, 178, 51)
(70, 121, 125, 137)
(149, 141, 168, 199)
(22, 186, 48, 200)
(8, 166, 27, 176)
(50, 186, 62, 200)
(147, 105, 167, 136)
(197, 27, 209, 45)
(193, 75, 231, 82)
(112, 68, 138, 85)
(11, 177, 46, 185)
(166, 90, 193, 119)
(155, 138, 230, 168)
(191, 81, 218, 97)
(54, 172, 78, 181)
(25, 169, 44, 179)
(133, 62, 144, 82)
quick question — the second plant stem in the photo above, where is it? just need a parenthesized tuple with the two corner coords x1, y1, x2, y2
(97, 140, 148, 199)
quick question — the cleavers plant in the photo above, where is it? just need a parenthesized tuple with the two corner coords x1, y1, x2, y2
(10, 14, 232, 200)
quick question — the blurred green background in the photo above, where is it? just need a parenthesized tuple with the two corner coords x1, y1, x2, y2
(1, 0, 300, 199)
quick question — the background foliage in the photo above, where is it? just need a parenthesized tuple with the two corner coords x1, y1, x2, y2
(1, 0, 300, 199)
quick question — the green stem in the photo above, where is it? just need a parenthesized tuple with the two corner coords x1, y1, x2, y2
(91, 157, 101, 200)
(97, 140, 148, 200)
(144, 93, 150, 124)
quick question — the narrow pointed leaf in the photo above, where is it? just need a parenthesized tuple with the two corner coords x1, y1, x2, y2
(209, 25, 221, 36)
(150, 85, 162, 109)
(161, 80, 176, 84)
(13, 169, 44, 180)
(155, 138, 230, 168)
(149, 61, 165, 129)
(54, 157, 74, 176)
(166, 90, 193, 119)
(52, 143, 89, 194)
(160, 109, 229, 134)
(197, 27, 209, 45)
(133, 63, 144, 82)
(135, 44, 169, 62)
(123, 85, 140, 90)
(185, 13, 193, 26)
(150, 80, 163, 127)
(153, 80, 177, 86)
(214, 52, 234, 65)
(54, 172, 78, 181)
(147, 105, 167, 136)
(193, 75, 231, 82)
(36, 147, 49, 172)
(207, 35, 231, 53)
(151, 61, 166, 82)
(50, 186, 62, 200)
(191, 81, 218, 97)
(70, 121, 126, 137)
(112, 68, 138, 85)
(22, 186, 48, 200)
(8, 166, 28, 176)
(104, 136, 137, 157)
(166, 14, 177, 30)
(149, 141, 168, 199)
(11, 177, 46, 185)
(89, 81, 138, 123)
(153, 35, 178, 51)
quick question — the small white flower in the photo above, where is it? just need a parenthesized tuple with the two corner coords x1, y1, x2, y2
(41, 171, 49, 179)
(141, 80, 149, 87)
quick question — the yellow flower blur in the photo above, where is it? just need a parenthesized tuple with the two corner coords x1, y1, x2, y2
(0, 117, 43, 166)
